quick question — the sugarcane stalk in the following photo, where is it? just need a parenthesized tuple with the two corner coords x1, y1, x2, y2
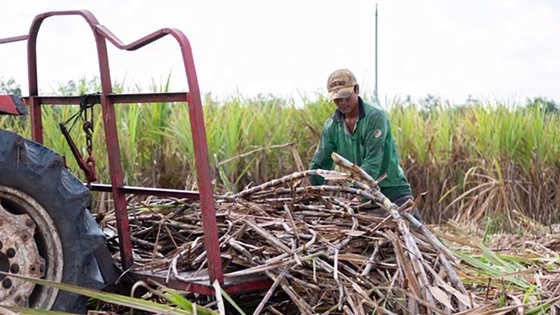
(232, 169, 350, 198)
(330, 152, 382, 191)
(331, 153, 436, 306)
(243, 219, 294, 255)
(101, 157, 475, 314)
(283, 204, 301, 241)
(252, 265, 290, 315)
(404, 212, 459, 264)
(265, 269, 314, 315)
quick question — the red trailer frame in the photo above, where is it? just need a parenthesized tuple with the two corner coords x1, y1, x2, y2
(0, 10, 272, 295)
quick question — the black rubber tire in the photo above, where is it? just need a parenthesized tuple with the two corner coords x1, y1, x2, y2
(0, 129, 107, 313)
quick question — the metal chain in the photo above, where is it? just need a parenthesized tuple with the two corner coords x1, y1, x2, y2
(59, 94, 99, 187)
(81, 95, 97, 186)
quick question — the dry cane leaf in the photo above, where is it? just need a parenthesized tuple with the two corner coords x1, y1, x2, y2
(427, 264, 477, 308)
(428, 285, 456, 311)
(508, 294, 525, 315)
(344, 230, 366, 237)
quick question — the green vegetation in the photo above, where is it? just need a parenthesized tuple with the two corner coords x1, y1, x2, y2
(2, 75, 559, 313)
(1, 272, 219, 314)
(1, 77, 559, 230)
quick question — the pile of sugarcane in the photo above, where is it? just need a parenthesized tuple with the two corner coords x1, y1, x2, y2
(102, 153, 476, 314)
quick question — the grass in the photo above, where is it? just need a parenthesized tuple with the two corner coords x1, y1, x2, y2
(0, 272, 220, 314)
(440, 223, 560, 314)
(1, 77, 559, 230)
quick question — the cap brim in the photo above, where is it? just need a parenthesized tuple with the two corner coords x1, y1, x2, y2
(328, 86, 354, 100)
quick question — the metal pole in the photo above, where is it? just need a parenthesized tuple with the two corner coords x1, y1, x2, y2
(375, 3, 379, 103)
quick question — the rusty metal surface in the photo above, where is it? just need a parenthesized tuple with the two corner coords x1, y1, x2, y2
(0, 207, 41, 307)
(0, 186, 63, 309)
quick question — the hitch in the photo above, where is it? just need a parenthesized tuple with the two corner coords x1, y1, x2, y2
(59, 94, 98, 186)
(59, 123, 97, 185)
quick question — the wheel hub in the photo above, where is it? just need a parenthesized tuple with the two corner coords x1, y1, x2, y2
(0, 185, 63, 310)
(0, 202, 46, 307)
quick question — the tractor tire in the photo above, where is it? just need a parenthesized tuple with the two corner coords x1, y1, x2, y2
(0, 129, 107, 314)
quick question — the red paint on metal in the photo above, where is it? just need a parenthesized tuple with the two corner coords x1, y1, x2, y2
(24, 92, 188, 105)
(100, 93, 134, 270)
(16, 10, 224, 284)
(0, 35, 28, 44)
(224, 279, 274, 295)
(0, 95, 20, 115)
(28, 98, 43, 143)
(59, 124, 97, 184)
(179, 34, 225, 287)
(131, 271, 273, 295)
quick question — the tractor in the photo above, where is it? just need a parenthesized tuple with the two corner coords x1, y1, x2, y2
(0, 10, 272, 313)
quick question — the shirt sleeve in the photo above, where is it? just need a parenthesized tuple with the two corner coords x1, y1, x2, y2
(308, 121, 336, 185)
(360, 111, 388, 180)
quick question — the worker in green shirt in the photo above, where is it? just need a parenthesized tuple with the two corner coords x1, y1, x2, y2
(309, 69, 422, 221)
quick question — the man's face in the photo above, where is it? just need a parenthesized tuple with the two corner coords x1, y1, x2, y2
(333, 87, 359, 115)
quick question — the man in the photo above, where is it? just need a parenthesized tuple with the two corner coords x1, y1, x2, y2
(308, 68, 422, 221)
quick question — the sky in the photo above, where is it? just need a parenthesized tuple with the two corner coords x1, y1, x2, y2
(1, 0, 559, 106)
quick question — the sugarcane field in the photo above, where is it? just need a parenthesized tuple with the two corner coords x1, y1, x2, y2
(1, 2, 560, 315)
(2, 88, 558, 314)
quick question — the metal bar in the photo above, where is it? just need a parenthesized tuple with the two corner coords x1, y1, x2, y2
(22, 9, 223, 285)
(94, 34, 135, 272)
(0, 35, 28, 44)
(89, 184, 200, 200)
(26, 10, 134, 270)
(96, 11, 224, 284)
(24, 92, 188, 105)
(28, 97, 43, 143)
(98, 92, 134, 271)
(225, 279, 273, 295)
(177, 33, 224, 285)
(26, 24, 42, 143)
(131, 271, 272, 295)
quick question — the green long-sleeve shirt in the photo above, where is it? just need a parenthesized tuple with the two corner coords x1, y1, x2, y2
(309, 97, 412, 201)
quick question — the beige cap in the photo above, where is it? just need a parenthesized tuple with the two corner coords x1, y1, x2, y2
(327, 69, 358, 100)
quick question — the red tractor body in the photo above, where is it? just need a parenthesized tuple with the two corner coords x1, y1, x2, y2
(0, 95, 26, 115)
